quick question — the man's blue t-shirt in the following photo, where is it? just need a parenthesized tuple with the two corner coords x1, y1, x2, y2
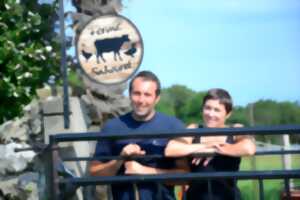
(94, 112, 185, 200)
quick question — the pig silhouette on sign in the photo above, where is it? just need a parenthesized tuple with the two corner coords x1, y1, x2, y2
(94, 34, 130, 63)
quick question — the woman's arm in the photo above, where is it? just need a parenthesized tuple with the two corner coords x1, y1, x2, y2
(165, 123, 217, 157)
(213, 123, 256, 156)
(165, 138, 216, 157)
(215, 135, 256, 156)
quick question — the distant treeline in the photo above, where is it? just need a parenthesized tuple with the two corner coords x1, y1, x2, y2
(156, 85, 300, 144)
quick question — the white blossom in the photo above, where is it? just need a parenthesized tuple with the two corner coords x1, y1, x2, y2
(35, 49, 43, 54)
(24, 72, 32, 78)
(15, 64, 21, 70)
(25, 87, 31, 96)
(4, 4, 10, 10)
(28, 11, 35, 16)
(45, 46, 52, 52)
(18, 43, 26, 48)
(13, 92, 19, 97)
(7, 40, 14, 47)
(40, 55, 46, 60)
(3, 77, 10, 82)
(22, 25, 28, 30)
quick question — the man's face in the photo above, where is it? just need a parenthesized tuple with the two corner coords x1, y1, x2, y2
(130, 77, 160, 121)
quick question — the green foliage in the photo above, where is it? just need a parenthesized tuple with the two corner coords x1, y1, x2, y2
(181, 92, 206, 124)
(278, 101, 300, 124)
(156, 92, 176, 116)
(157, 85, 204, 124)
(228, 106, 249, 126)
(253, 100, 281, 125)
(157, 84, 300, 143)
(68, 69, 83, 88)
(163, 85, 195, 118)
(0, 0, 60, 123)
(251, 100, 300, 143)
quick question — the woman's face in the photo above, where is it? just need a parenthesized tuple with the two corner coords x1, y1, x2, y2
(202, 99, 231, 128)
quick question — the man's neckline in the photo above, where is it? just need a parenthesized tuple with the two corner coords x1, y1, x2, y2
(131, 111, 157, 122)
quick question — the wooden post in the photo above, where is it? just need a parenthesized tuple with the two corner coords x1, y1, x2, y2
(282, 134, 293, 188)
(249, 103, 259, 199)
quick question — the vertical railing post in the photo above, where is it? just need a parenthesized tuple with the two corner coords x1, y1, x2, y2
(58, 0, 70, 129)
(44, 144, 51, 200)
(48, 135, 60, 200)
(258, 178, 264, 200)
(284, 178, 291, 200)
(233, 178, 238, 200)
(207, 179, 213, 200)
(107, 186, 113, 200)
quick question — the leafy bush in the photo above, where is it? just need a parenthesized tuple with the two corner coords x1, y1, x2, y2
(0, 0, 60, 123)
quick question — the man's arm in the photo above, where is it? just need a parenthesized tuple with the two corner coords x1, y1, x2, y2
(124, 159, 189, 175)
(89, 143, 145, 176)
(90, 160, 124, 176)
(124, 158, 190, 186)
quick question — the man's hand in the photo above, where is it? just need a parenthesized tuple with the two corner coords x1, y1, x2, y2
(124, 161, 145, 174)
(121, 143, 146, 157)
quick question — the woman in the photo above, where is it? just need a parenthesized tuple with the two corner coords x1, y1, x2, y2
(165, 88, 256, 200)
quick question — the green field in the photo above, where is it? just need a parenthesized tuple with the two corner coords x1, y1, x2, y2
(175, 155, 300, 200)
(239, 155, 300, 200)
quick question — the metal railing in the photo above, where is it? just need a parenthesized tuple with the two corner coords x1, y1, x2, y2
(47, 125, 300, 200)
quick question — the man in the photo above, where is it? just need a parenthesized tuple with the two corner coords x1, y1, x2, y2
(90, 70, 186, 200)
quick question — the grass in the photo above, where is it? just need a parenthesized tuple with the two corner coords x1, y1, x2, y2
(175, 155, 300, 200)
(238, 155, 300, 200)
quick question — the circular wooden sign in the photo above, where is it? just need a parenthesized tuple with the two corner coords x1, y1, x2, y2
(76, 15, 143, 84)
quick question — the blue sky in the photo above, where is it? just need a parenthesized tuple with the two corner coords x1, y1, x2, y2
(63, 0, 300, 106)
(118, 0, 300, 106)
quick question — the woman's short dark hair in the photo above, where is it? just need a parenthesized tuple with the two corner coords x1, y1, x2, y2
(129, 70, 161, 96)
(202, 88, 233, 113)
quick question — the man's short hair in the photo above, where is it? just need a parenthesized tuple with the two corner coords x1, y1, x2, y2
(129, 70, 161, 96)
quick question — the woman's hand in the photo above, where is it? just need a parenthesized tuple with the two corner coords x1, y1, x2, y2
(192, 157, 213, 166)
(213, 137, 256, 156)
(213, 143, 241, 156)
(191, 143, 220, 166)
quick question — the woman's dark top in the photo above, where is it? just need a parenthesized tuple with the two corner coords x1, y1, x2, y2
(186, 126, 241, 200)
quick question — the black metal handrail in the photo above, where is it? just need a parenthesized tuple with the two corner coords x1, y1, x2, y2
(60, 149, 300, 162)
(51, 124, 300, 142)
(47, 125, 300, 200)
(60, 169, 300, 186)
